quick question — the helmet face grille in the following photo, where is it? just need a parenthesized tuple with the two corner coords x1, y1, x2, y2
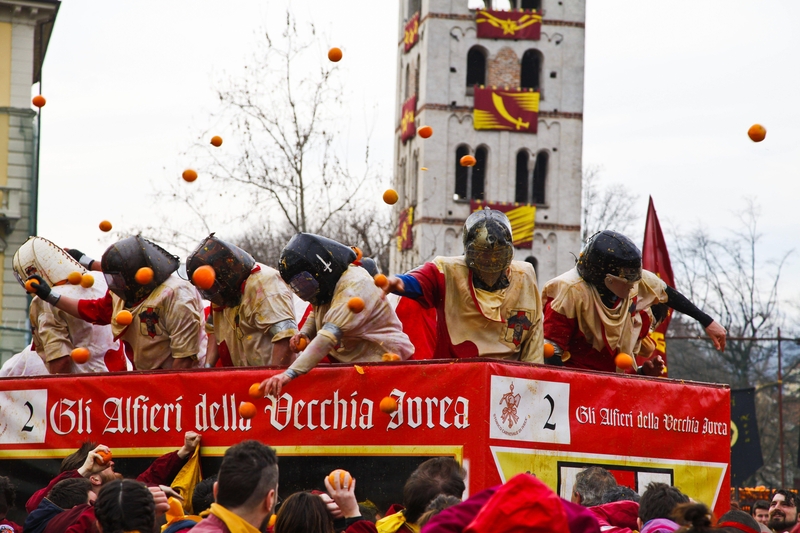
(576, 231, 642, 287)
(279, 233, 356, 306)
(464, 210, 514, 285)
(187, 235, 255, 307)
(101, 236, 179, 304)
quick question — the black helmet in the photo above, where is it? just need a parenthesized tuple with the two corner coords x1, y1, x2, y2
(576, 230, 642, 287)
(101, 236, 180, 304)
(359, 257, 380, 277)
(279, 233, 356, 305)
(463, 209, 514, 287)
(187, 234, 256, 307)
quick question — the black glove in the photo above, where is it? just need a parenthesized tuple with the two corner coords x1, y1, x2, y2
(28, 275, 60, 305)
(66, 248, 95, 270)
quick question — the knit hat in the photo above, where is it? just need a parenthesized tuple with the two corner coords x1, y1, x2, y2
(716, 510, 761, 533)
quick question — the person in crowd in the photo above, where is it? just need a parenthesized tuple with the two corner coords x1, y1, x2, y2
(23, 478, 92, 533)
(191, 440, 278, 532)
(601, 485, 640, 504)
(192, 475, 217, 516)
(588, 499, 640, 533)
(12, 237, 128, 373)
(262, 234, 413, 397)
(0, 476, 20, 533)
(572, 466, 618, 507)
(382, 208, 543, 362)
(715, 507, 764, 533)
(94, 479, 157, 533)
(417, 495, 462, 528)
(751, 500, 769, 526)
(769, 490, 798, 533)
(543, 230, 726, 375)
(636, 482, 689, 533)
(26, 236, 206, 370)
(187, 235, 298, 367)
(275, 491, 335, 533)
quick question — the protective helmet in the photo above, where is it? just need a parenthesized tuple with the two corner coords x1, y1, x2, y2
(279, 233, 356, 305)
(576, 230, 642, 289)
(101, 236, 180, 304)
(186, 234, 256, 307)
(12, 236, 86, 288)
(463, 209, 514, 287)
(359, 257, 380, 277)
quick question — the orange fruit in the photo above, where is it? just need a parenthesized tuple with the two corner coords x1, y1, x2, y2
(182, 169, 198, 182)
(460, 155, 476, 167)
(328, 469, 351, 489)
(249, 382, 263, 400)
(210, 135, 223, 147)
(68, 271, 83, 285)
(135, 267, 154, 285)
(192, 265, 216, 290)
(347, 297, 365, 313)
(543, 343, 555, 358)
(615, 352, 634, 370)
(374, 274, 388, 288)
(297, 336, 308, 351)
(239, 401, 257, 419)
(99, 220, 112, 232)
(32, 95, 46, 108)
(268, 515, 277, 528)
(24, 279, 38, 293)
(94, 449, 112, 465)
(328, 47, 343, 62)
(418, 125, 433, 138)
(380, 396, 398, 414)
(748, 124, 766, 142)
(383, 189, 399, 205)
(116, 310, 133, 326)
(352, 246, 363, 262)
(71, 347, 90, 364)
(382, 353, 401, 362)
(80, 274, 94, 288)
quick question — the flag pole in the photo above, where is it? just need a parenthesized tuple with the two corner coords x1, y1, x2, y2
(778, 327, 785, 486)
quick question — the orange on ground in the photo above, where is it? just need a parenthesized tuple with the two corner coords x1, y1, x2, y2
(614, 352, 634, 370)
(418, 125, 433, 138)
(382, 353, 401, 362)
(182, 169, 198, 182)
(239, 401, 257, 419)
(192, 265, 216, 290)
(347, 297, 365, 313)
(249, 383, 263, 400)
(116, 310, 133, 326)
(68, 272, 83, 285)
(32, 95, 46, 108)
(210, 135, 223, 147)
(71, 347, 90, 364)
(352, 246, 363, 262)
(328, 47, 343, 62)
(748, 124, 766, 142)
(328, 469, 351, 489)
(94, 450, 112, 465)
(24, 279, 37, 293)
(99, 220, 112, 232)
(135, 267, 154, 285)
(380, 396, 398, 414)
(383, 189, 399, 205)
(374, 274, 388, 288)
(80, 274, 94, 288)
(460, 155, 476, 167)
(543, 343, 555, 358)
(297, 336, 308, 351)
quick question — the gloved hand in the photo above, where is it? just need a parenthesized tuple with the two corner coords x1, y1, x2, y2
(66, 248, 95, 269)
(28, 275, 60, 305)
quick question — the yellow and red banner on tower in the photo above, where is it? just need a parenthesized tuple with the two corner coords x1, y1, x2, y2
(400, 95, 417, 143)
(475, 9, 542, 40)
(471, 200, 536, 249)
(397, 206, 414, 251)
(473, 87, 539, 133)
(404, 12, 420, 52)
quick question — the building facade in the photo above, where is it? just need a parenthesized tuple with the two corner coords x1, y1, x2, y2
(390, 0, 585, 285)
(0, 0, 59, 364)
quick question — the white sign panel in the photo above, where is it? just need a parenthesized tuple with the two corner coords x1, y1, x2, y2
(0, 389, 48, 444)
(489, 376, 570, 444)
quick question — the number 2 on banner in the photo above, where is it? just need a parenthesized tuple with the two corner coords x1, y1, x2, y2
(0, 389, 47, 444)
(489, 376, 570, 444)
(543, 394, 556, 430)
(22, 401, 35, 432)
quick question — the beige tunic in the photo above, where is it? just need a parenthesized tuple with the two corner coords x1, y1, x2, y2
(205, 264, 297, 366)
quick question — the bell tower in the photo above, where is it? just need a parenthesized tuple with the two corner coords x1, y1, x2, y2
(390, 0, 585, 284)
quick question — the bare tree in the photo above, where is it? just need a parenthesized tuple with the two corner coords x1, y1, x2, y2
(581, 165, 640, 243)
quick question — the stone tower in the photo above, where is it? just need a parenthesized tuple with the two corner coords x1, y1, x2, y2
(390, 0, 585, 285)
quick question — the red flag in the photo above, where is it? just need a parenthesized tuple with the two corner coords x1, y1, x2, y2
(641, 196, 675, 374)
(475, 9, 542, 40)
(473, 87, 539, 133)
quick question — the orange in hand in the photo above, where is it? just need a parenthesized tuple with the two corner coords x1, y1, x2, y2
(297, 336, 308, 351)
(94, 449, 112, 465)
(192, 265, 216, 290)
(543, 343, 555, 358)
(328, 469, 351, 489)
(380, 396, 398, 414)
(80, 274, 94, 288)
(71, 347, 90, 364)
(460, 155, 476, 167)
(135, 267, 154, 285)
(347, 297, 365, 313)
(116, 310, 133, 326)
(748, 124, 766, 142)
(99, 220, 112, 232)
(418, 125, 433, 138)
(249, 383, 263, 400)
(68, 272, 83, 285)
(32, 95, 46, 108)
(328, 47, 343, 62)
(374, 274, 388, 288)
(24, 279, 38, 293)
(210, 135, 223, 147)
(615, 352, 634, 370)
(239, 401, 257, 419)
(182, 169, 198, 182)
(383, 189, 399, 205)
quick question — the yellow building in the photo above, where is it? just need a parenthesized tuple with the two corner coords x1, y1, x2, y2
(0, 0, 59, 364)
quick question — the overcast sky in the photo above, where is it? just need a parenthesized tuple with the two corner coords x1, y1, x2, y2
(36, 1, 800, 298)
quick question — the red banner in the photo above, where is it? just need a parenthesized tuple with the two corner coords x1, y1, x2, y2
(400, 95, 417, 143)
(476, 9, 542, 40)
(471, 200, 535, 249)
(396, 206, 414, 251)
(473, 87, 539, 133)
(0, 362, 730, 517)
(641, 197, 676, 374)
(404, 12, 420, 52)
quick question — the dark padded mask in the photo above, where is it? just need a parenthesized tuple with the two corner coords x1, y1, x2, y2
(187, 234, 256, 307)
(279, 233, 356, 306)
(101, 236, 179, 305)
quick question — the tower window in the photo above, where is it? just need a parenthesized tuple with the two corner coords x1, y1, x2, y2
(515, 150, 530, 203)
(532, 151, 548, 204)
(466, 46, 487, 88)
(405, 63, 411, 100)
(521, 49, 542, 91)
(408, 0, 421, 17)
(414, 55, 420, 97)
(472, 146, 488, 200)
(525, 256, 538, 278)
(519, 0, 542, 10)
(454, 145, 487, 201)
(455, 145, 470, 199)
